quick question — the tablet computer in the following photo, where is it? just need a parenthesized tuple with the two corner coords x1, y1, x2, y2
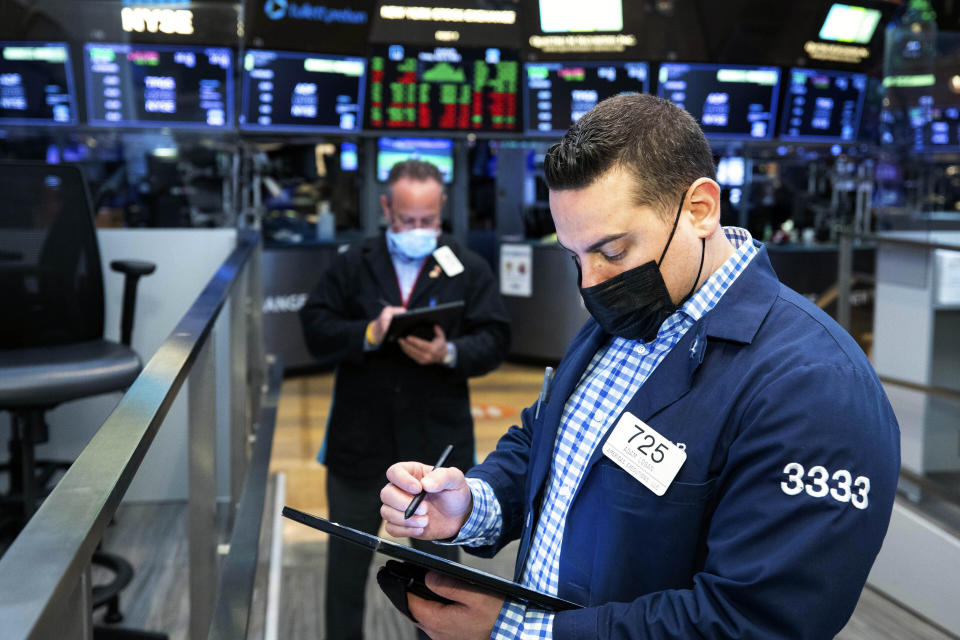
(282, 506, 583, 612)
(383, 300, 465, 342)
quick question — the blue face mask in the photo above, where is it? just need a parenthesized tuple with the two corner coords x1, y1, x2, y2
(386, 228, 439, 260)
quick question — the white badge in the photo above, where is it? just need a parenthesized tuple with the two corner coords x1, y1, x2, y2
(432, 245, 465, 277)
(601, 412, 687, 496)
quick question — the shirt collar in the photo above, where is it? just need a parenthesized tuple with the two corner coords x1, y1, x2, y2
(678, 226, 758, 323)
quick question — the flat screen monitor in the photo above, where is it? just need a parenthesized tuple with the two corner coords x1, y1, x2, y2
(819, 3, 881, 44)
(657, 63, 781, 140)
(780, 68, 867, 142)
(340, 141, 358, 171)
(84, 43, 233, 129)
(0, 42, 77, 126)
(367, 45, 519, 132)
(240, 50, 365, 133)
(910, 98, 960, 151)
(377, 137, 454, 183)
(538, 0, 623, 33)
(716, 156, 745, 187)
(523, 61, 648, 136)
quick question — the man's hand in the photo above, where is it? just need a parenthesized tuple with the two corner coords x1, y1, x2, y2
(409, 572, 504, 640)
(369, 305, 407, 344)
(380, 461, 472, 540)
(399, 325, 448, 365)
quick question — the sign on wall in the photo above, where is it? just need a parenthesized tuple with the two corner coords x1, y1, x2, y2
(500, 243, 533, 298)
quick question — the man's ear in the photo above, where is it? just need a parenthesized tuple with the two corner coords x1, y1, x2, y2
(686, 178, 722, 238)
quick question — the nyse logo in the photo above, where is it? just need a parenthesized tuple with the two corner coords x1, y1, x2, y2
(121, 7, 194, 34)
(263, 293, 308, 314)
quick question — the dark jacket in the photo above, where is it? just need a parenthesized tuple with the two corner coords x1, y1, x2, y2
(300, 233, 510, 480)
(466, 242, 900, 640)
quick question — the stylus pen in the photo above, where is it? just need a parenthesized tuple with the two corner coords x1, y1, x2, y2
(534, 366, 554, 420)
(404, 444, 454, 519)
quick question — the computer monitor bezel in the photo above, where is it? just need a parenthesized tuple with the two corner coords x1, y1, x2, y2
(657, 61, 782, 141)
(778, 66, 868, 143)
(239, 49, 367, 134)
(0, 41, 78, 127)
(522, 60, 650, 137)
(376, 136, 455, 184)
(365, 44, 521, 133)
(83, 42, 234, 130)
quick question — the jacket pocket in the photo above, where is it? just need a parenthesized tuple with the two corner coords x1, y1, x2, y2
(597, 458, 717, 506)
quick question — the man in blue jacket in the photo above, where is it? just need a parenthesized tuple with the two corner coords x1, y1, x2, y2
(379, 93, 901, 639)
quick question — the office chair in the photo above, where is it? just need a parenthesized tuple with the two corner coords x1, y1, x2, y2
(0, 162, 155, 628)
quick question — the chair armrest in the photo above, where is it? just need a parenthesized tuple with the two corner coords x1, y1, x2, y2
(110, 260, 156, 277)
(109, 260, 156, 346)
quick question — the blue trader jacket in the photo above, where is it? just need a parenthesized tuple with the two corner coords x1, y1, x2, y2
(465, 243, 900, 640)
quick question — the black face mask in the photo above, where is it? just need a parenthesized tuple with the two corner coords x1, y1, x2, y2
(578, 194, 705, 343)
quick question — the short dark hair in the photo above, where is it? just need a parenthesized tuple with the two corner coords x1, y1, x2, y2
(386, 159, 444, 188)
(543, 93, 716, 217)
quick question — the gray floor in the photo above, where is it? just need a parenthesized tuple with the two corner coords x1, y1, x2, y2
(93, 487, 958, 640)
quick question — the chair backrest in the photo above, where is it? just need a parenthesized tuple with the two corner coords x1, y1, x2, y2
(0, 162, 105, 348)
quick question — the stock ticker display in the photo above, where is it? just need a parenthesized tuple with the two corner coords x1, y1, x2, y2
(780, 68, 867, 142)
(0, 43, 76, 126)
(523, 61, 648, 136)
(658, 63, 781, 139)
(367, 45, 519, 131)
(241, 50, 366, 133)
(84, 43, 233, 128)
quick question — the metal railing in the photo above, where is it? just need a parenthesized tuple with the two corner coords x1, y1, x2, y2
(0, 229, 271, 640)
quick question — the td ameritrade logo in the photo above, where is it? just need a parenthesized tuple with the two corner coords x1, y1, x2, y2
(263, 0, 368, 24)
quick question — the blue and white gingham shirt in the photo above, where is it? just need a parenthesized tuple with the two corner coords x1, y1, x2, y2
(455, 228, 757, 639)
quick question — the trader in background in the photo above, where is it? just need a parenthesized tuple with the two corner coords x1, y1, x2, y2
(300, 159, 510, 640)
(378, 94, 900, 640)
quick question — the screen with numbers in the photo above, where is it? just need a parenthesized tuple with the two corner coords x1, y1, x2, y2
(910, 98, 960, 151)
(83, 43, 233, 129)
(657, 63, 781, 140)
(0, 42, 77, 126)
(240, 50, 365, 133)
(366, 45, 519, 132)
(779, 68, 867, 142)
(523, 61, 648, 136)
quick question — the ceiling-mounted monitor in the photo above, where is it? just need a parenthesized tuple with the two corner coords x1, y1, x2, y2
(538, 0, 623, 33)
(241, 50, 365, 133)
(819, 3, 882, 44)
(523, 61, 648, 136)
(657, 63, 781, 140)
(366, 45, 520, 132)
(0, 42, 77, 126)
(780, 67, 867, 142)
(83, 43, 233, 129)
(377, 137, 454, 183)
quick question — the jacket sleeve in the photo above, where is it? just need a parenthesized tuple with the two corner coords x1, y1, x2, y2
(553, 363, 901, 640)
(449, 257, 511, 378)
(299, 250, 370, 368)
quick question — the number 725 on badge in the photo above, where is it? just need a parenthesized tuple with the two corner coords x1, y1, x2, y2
(601, 412, 687, 496)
